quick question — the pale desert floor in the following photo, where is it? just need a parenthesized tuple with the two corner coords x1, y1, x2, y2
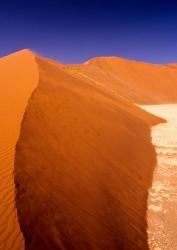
(143, 104, 177, 250)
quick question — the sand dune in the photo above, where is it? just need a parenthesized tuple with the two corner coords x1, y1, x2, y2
(65, 57, 177, 104)
(14, 53, 164, 249)
(0, 50, 38, 250)
(2, 50, 174, 249)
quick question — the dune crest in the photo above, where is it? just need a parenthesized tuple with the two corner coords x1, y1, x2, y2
(66, 56, 177, 104)
(0, 49, 38, 250)
(14, 54, 164, 249)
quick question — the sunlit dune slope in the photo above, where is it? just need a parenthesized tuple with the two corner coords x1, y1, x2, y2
(0, 50, 38, 250)
(15, 54, 164, 250)
(65, 57, 177, 104)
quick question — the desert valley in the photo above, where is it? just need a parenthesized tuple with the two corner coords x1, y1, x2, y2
(0, 49, 177, 250)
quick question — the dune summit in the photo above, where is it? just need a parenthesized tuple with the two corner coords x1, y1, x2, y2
(66, 56, 177, 104)
(1, 49, 174, 249)
(14, 52, 165, 250)
(0, 50, 38, 250)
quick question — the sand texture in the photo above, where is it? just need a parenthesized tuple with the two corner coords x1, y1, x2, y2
(14, 55, 163, 250)
(2, 50, 175, 250)
(0, 50, 38, 250)
(66, 57, 177, 104)
(143, 105, 177, 250)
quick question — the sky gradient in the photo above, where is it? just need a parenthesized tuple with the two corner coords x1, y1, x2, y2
(1, 0, 177, 64)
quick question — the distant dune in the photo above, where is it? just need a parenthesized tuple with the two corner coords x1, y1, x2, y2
(66, 57, 177, 104)
(1, 50, 173, 249)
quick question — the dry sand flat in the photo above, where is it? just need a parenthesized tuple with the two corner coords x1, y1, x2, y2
(0, 50, 38, 250)
(143, 105, 177, 250)
(14, 55, 163, 250)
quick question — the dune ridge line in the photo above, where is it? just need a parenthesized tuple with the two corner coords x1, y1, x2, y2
(15, 52, 164, 250)
(0, 49, 39, 250)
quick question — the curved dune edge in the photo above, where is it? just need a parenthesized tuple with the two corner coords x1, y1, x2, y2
(0, 50, 39, 250)
(15, 55, 164, 250)
(66, 56, 177, 104)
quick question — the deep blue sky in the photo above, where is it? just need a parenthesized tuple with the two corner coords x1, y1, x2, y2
(1, 0, 177, 64)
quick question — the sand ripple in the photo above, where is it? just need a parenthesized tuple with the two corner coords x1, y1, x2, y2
(0, 49, 38, 250)
(0, 143, 24, 250)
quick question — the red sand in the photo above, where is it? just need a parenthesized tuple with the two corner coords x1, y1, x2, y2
(2, 50, 174, 249)
(66, 57, 177, 104)
(15, 54, 163, 249)
(0, 50, 38, 250)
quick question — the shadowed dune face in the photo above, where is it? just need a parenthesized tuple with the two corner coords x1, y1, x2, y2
(0, 50, 38, 250)
(14, 55, 163, 250)
(66, 57, 177, 104)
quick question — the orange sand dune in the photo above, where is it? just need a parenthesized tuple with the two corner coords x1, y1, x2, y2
(0, 50, 38, 250)
(14, 53, 164, 249)
(65, 57, 177, 104)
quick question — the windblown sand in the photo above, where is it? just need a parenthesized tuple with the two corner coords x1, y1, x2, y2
(0, 50, 38, 250)
(14, 55, 162, 250)
(1, 49, 176, 249)
(67, 57, 177, 104)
